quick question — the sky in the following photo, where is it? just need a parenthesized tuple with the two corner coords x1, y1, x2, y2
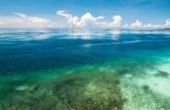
(0, 0, 170, 29)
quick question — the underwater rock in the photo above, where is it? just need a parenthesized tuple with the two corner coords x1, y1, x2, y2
(141, 84, 149, 89)
(155, 70, 169, 77)
(28, 85, 38, 92)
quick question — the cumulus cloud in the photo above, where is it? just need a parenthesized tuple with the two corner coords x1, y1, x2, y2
(143, 19, 170, 29)
(164, 19, 170, 28)
(68, 13, 105, 27)
(130, 20, 142, 28)
(56, 10, 72, 19)
(96, 15, 122, 28)
(143, 23, 162, 28)
(122, 24, 129, 28)
(119, 19, 170, 29)
(1, 11, 170, 29)
(143, 23, 152, 28)
(56, 11, 170, 29)
(109, 15, 122, 27)
(64, 11, 122, 28)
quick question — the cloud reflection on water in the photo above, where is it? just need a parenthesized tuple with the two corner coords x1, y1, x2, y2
(0, 29, 170, 41)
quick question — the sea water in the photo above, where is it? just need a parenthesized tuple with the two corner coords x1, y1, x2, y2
(0, 28, 170, 109)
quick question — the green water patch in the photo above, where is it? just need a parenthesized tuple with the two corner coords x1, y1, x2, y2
(0, 56, 169, 110)
(0, 66, 126, 110)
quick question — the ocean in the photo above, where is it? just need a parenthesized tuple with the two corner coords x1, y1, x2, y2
(0, 28, 170, 109)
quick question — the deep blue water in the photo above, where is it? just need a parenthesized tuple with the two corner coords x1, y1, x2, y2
(0, 28, 170, 109)
(1, 29, 170, 75)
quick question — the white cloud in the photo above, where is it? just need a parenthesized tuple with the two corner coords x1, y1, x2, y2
(66, 12, 122, 28)
(96, 15, 122, 28)
(142, 19, 170, 29)
(0, 13, 62, 28)
(95, 15, 122, 28)
(1, 11, 170, 29)
(97, 16, 105, 20)
(143, 23, 152, 28)
(56, 10, 72, 19)
(68, 16, 80, 27)
(14, 12, 50, 24)
(130, 20, 142, 28)
(164, 19, 170, 28)
(68, 12, 105, 27)
(122, 24, 129, 28)
(57, 11, 165, 29)
(14, 12, 27, 18)
(0, 17, 27, 28)
(143, 23, 163, 28)
(109, 15, 122, 27)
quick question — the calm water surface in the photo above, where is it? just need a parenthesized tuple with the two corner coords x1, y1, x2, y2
(0, 29, 170, 109)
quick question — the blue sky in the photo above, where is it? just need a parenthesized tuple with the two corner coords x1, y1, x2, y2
(0, 0, 170, 28)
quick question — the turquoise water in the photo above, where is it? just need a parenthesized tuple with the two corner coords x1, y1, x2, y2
(0, 29, 170, 109)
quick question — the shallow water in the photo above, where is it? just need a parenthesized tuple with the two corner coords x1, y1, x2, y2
(0, 28, 170, 110)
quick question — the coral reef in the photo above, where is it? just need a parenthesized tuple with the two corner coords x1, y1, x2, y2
(0, 68, 126, 110)
(141, 84, 149, 90)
